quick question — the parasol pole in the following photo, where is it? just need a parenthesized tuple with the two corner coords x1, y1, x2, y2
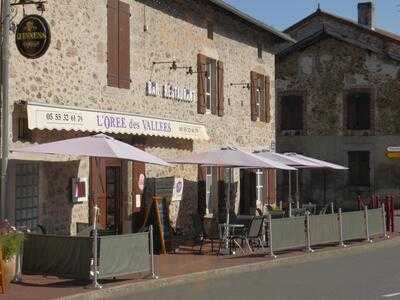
(288, 171, 292, 217)
(296, 170, 300, 209)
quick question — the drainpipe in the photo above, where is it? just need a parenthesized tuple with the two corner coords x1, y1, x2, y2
(1, 0, 11, 220)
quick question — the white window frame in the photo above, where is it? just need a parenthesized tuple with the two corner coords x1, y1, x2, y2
(255, 78, 262, 121)
(256, 169, 263, 206)
(206, 166, 213, 214)
(205, 62, 213, 114)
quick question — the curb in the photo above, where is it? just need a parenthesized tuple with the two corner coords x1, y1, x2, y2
(58, 236, 400, 300)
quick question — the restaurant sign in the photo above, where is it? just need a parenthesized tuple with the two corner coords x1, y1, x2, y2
(16, 15, 51, 59)
(27, 102, 209, 141)
(146, 81, 196, 103)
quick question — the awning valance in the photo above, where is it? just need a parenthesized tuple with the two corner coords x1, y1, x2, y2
(26, 102, 209, 141)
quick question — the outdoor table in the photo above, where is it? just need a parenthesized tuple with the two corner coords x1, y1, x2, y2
(218, 223, 245, 255)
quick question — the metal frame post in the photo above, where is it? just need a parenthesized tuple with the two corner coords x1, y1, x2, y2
(381, 204, 389, 239)
(338, 208, 346, 247)
(364, 205, 372, 243)
(149, 225, 158, 279)
(1, 0, 11, 220)
(267, 214, 276, 258)
(330, 202, 334, 214)
(305, 212, 314, 253)
(92, 205, 102, 289)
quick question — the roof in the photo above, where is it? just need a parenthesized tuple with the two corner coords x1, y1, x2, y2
(277, 26, 400, 61)
(284, 9, 400, 45)
(208, 0, 295, 43)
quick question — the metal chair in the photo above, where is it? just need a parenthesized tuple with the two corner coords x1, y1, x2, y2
(230, 216, 266, 254)
(191, 214, 220, 254)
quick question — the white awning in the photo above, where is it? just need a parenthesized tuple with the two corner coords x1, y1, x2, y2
(26, 102, 209, 141)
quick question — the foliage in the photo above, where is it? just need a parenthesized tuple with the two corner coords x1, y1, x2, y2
(0, 220, 24, 261)
(0, 233, 24, 261)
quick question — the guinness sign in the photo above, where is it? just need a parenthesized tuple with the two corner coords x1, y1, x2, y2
(16, 15, 51, 59)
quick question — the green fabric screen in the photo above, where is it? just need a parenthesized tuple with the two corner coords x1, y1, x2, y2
(342, 211, 365, 241)
(271, 217, 306, 251)
(22, 234, 91, 280)
(368, 208, 383, 236)
(309, 214, 339, 246)
(98, 232, 150, 279)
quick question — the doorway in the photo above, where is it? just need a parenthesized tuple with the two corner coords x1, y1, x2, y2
(90, 158, 122, 234)
(106, 166, 121, 233)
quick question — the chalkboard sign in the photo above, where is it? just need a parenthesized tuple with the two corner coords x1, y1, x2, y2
(141, 197, 169, 254)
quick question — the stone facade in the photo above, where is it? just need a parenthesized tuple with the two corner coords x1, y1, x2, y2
(6, 0, 287, 234)
(276, 8, 400, 210)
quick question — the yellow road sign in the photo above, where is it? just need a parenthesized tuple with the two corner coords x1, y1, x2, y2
(386, 152, 400, 159)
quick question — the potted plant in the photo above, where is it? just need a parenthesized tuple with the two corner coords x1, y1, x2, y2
(0, 220, 24, 284)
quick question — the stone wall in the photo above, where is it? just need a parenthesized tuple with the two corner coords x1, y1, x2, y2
(276, 18, 400, 209)
(7, 0, 280, 234)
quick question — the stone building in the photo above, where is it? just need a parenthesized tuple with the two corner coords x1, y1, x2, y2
(276, 2, 400, 210)
(6, 0, 292, 235)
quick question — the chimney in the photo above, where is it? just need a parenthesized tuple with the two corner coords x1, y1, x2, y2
(358, 1, 375, 28)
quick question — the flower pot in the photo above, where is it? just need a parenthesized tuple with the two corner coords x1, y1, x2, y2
(3, 256, 16, 284)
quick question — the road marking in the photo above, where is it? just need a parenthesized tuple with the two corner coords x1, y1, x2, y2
(382, 292, 400, 298)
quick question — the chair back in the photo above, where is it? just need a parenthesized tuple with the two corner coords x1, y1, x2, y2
(191, 214, 205, 237)
(247, 216, 264, 239)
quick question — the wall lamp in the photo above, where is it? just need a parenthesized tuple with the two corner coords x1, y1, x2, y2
(230, 82, 251, 90)
(152, 61, 195, 75)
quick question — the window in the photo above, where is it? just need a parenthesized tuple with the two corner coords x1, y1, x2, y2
(205, 59, 216, 113)
(207, 21, 214, 40)
(206, 167, 213, 214)
(348, 151, 370, 186)
(280, 95, 304, 131)
(107, 0, 131, 89)
(197, 54, 224, 116)
(250, 72, 271, 122)
(255, 169, 264, 206)
(257, 42, 263, 59)
(15, 164, 39, 229)
(347, 92, 371, 130)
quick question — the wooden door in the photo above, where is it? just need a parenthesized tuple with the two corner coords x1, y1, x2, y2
(90, 158, 122, 231)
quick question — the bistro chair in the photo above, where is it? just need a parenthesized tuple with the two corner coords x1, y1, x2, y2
(228, 216, 266, 255)
(190, 214, 220, 254)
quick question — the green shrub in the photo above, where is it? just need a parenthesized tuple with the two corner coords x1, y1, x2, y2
(0, 233, 24, 261)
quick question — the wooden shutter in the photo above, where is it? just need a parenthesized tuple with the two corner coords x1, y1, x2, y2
(296, 96, 304, 130)
(217, 167, 226, 222)
(217, 61, 224, 117)
(265, 76, 271, 123)
(347, 94, 356, 130)
(211, 60, 218, 115)
(118, 1, 131, 89)
(267, 169, 277, 205)
(197, 54, 207, 114)
(250, 71, 257, 121)
(198, 166, 207, 215)
(259, 75, 266, 122)
(107, 0, 119, 88)
(249, 170, 257, 211)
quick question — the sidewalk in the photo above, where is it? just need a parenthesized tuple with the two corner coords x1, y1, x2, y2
(4, 235, 400, 300)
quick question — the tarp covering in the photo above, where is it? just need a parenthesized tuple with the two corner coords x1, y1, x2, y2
(98, 232, 151, 279)
(270, 217, 306, 250)
(368, 208, 384, 236)
(342, 211, 366, 241)
(309, 214, 339, 245)
(22, 234, 92, 280)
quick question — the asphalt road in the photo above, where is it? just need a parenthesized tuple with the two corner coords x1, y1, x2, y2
(115, 244, 400, 300)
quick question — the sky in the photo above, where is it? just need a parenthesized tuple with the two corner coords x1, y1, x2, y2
(223, 0, 400, 34)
